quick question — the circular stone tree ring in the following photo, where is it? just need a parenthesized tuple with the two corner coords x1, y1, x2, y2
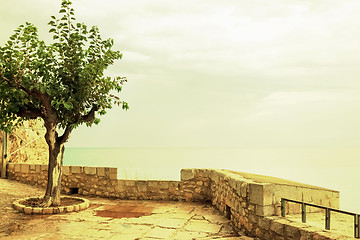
(13, 196, 90, 214)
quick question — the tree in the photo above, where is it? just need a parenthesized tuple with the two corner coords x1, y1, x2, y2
(0, 0, 128, 207)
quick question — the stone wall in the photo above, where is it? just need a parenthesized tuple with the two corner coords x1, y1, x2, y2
(7, 164, 347, 240)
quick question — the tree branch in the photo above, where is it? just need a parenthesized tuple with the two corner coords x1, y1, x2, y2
(1, 71, 58, 123)
(17, 106, 43, 119)
(58, 124, 72, 144)
(80, 105, 99, 123)
(57, 105, 99, 144)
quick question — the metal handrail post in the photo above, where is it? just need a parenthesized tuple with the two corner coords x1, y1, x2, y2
(325, 208, 331, 230)
(281, 198, 286, 217)
(302, 202, 306, 223)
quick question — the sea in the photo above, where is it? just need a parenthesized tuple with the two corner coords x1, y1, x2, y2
(63, 147, 360, 213)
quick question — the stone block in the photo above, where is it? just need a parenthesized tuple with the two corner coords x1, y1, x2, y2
(71, 166, 81, 174)
(73, 204, 80, 211)
(263, 185, 275, 205)
(137, 181, 147, 192)
(35, 165, 41, 173)
(299, 230, 313, 240)
(14, 164, 21, 172)
(181, 169, 195, 181)
(7, 163, 14, 172)
(249, 183, 264, 205)
(24, 207, 33, 214)
(159, 181, 170, 189)
(84, 167, 96, 175)
(258, 217, 271, 231)
(109, 168, 117, 174)
(20, 164, 29, 173)
(284, 224, 301, 239)
(43, 208, 53, 214)
(29, 165, 36, 171)
(184, 192, 193, 201)
(62, 166, 70, 175)
(90, 177, 98, 183)
(65, 205, 74, 212)
(270, 221, 284, 235)
(240, 182, 248, 198)
(117, 184, 126, 192)
(169, 181, 179, 187)
(97, 167, 105, 177)
(330, 194, 340, 209)
(109, 173, 117, 180)
(125, 180, 135, 187)
(248, 213, 260, 225)
(118, 180, 125, 186)
(261, 205, 275, 217)
(210, 170, 220, 183)
(255, 228, 265, 239)
(33, 208, 42, 214)
(244, 221, 253, 232)
(248, 204, 255, 212)
(41, 165, 48, 171)
(273, 203, 282, 216)
(148, 181, 159, 188)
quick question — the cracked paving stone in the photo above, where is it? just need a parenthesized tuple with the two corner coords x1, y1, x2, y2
(184, 219, 223, 233)
(108, 233, 144, 240)
(119, 224, 153, 235)
(156, 218, 189, 229)
(143, 226, 177, 239)
(172, 230, 209, 239)
(192, 215, 206, 220)
(204, 214, 232, 224)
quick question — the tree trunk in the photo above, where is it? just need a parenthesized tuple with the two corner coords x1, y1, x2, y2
(42, 121, 65, 207)
(43, 142, 64, 207)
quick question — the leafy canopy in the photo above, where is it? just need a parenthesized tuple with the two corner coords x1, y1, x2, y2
(0, 0, 128, 133)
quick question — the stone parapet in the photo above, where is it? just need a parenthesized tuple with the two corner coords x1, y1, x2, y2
(203, 169, 342, 239)
(6, 164, 344, 240)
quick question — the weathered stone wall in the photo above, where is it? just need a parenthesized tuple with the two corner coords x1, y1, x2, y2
(6, 164, 346, 240)
(203, 169, 343, 239)
(0, 120, 48, 164)
(208, 169, 339, 215)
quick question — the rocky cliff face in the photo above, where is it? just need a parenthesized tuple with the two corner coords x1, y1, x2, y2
(0, 120, 48, 164)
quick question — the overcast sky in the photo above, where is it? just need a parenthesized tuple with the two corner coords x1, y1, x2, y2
(1, 0, 360, 148)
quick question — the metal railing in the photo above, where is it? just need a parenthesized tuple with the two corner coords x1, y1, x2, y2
(281, 198, 360, 238)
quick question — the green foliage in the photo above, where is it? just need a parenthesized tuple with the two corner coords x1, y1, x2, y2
(0, 0, 128, 133)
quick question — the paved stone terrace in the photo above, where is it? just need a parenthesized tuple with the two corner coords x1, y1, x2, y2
(0, 179, 255, 240)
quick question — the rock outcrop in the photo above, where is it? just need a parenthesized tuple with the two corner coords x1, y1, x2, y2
(0, 120, 48, 164)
